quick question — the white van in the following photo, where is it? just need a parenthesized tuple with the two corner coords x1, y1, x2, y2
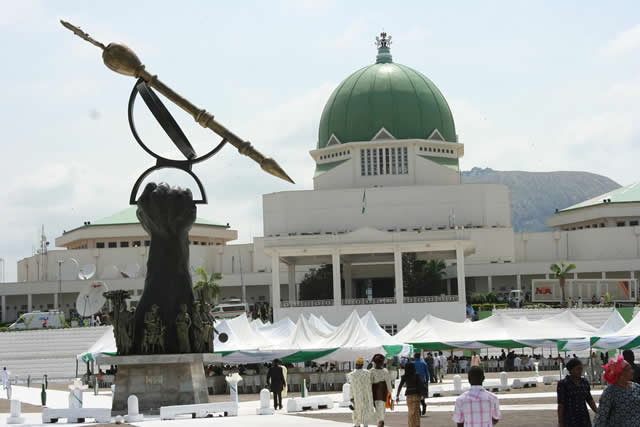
(211, 301, 248, 320)
(9, 311, 65, 330)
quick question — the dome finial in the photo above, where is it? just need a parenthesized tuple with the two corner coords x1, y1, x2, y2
(375, 31, 393, 63)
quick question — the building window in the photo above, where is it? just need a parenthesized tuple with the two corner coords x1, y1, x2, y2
(600, 223, 605, 227)
(403, 147, 408, 174)
(120, 241, 129, 248)
(366, 149, 372, 175)
(133, 241, 141, 247)
(378, 148, 384, 175)
(144, 240, 151, 247)
(96, 242, 105, 248)
(391, 148, 396, 174)
(631, 220, 639, 226)
(385, 148, 390, 174)
(360, 150, 365, 175)
(617, 221, 626, 227)
(108, 242, 117, 248)
(372, 147, 378, 175)
(380, 324, 398, 335)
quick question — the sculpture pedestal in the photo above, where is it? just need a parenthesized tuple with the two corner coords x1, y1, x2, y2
(98, 354, 222, 415)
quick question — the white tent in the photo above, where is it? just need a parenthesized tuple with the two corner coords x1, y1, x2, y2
(590, 311, 640, 350)
(559, 310, 627, 351)
(395, 311, 598, 350)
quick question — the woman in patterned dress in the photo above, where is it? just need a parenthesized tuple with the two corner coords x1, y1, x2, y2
(594, 355, 640, 427)
(557, 358, 597, 427)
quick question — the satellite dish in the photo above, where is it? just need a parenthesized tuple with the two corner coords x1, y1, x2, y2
(78, 264, 96, 280)
(120, 263, 140, 278)
(61, 258, 80, 280)
(76, 281, 109, 317)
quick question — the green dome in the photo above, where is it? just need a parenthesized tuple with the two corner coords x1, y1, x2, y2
(317, 45, 456, 149)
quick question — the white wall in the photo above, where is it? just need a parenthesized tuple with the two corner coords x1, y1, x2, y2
(263, 184, 512, 236)
(275, 301, 466, 327)
(514, 228, 640, 262)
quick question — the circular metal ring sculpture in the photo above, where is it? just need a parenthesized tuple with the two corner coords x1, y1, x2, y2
(127, 79, 227, 204)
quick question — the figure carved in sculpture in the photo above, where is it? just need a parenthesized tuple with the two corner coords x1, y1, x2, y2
(142, 304, 165, 354)
(176, 303, 192, 353)
(117, 307, 135, 355)
(190, 302, 205, 353)
(200, 302, 214, 353)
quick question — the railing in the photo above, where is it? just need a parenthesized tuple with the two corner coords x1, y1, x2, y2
(341, 298, 397, 306)
(403, 295, 459, 303)
(281, 300, 334, 308)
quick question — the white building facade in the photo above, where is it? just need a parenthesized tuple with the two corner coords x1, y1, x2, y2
(2, 35, 640, 330)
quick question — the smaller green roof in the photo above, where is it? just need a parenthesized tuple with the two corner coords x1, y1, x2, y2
(559, 182, 640, 212)
(91, 206, 228, 228)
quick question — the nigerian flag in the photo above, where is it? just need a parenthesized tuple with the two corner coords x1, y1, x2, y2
(361, 188, 366, 214)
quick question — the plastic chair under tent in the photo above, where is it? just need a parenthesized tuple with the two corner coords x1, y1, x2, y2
(309, 374, 320, 392)
(488, 360, 498, 372)
(288, 373, 301, 392)
(324, 372, 336, 391)
(498, 360, 505, 371)
(459, 360, 469, 373)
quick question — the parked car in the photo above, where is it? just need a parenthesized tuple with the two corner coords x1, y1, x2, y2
(9, 311, 65, 329)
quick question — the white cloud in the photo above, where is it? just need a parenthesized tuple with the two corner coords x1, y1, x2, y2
(601, 24, 640, 56)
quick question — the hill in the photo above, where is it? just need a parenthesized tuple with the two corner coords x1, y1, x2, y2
(461, 168, 621, 232)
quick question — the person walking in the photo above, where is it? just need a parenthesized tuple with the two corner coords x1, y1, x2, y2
(453, 366, 501, 427)
(0, 367, 8, 390)
(266, 359, 286, 410)
(439, 351, 448, 382)
(412, 353, 428, 415)
(425, 353, 436, 383)
(396, 361, 427, 427)
(348, 357, 375, 427)
(594, 355, 640, 426)
(622, 350, 640, 384)
(557, 358, 598, 427)
(370, 354, 392, 427)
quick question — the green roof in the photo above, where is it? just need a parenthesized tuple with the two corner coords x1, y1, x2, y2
(559, 182, 640, 212)
(418, 155, 460, 172)
(90, 206, 228, 228)
(317, 45, 456, 149)
(314, 159, 348, 178)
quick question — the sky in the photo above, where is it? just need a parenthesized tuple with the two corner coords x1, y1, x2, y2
(1, 1, 639, 282)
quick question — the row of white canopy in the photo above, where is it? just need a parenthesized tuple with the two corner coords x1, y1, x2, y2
(79, 309, 639, 364)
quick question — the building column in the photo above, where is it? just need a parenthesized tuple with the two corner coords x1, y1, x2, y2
(516, 275, 522, 292)
(545, 274, 550, 280)
(394, 249, 404, 304)
(601, 272, 607, 279)
(54, 293, 59, 311)
(487, 276, 493, 293)
(1, 295, 6, 323)
(332, 252, 341, 306)
(288, 264, 296, 302)
(456, 245, 466, 305)
(27, 294, 33, 313)
(447, 279, 452, 295)
(271, 253, 280, 309)
(343, 263, 353, 299)
(631, 271, 635, 279)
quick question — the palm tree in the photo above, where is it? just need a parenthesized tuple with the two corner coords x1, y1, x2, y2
(550, 262, 576, 304)
(194, 267, 222, 303)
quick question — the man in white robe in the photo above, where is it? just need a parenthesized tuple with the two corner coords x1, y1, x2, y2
(348, 358, 375, 427)
(370, 354, 393, 427)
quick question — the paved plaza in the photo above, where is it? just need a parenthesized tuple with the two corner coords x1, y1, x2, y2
(0, 371, 604, 426)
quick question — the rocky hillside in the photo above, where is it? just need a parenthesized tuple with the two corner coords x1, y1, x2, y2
(461, 168, 621, 232)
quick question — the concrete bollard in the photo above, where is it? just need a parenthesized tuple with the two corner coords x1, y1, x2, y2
(225, 373, 243, 405)
(256, 388, 275, 415)
(453, 375, 462, 394)
(125, 395, 144, 422)
(7, 399, 26, 424)
(500, 372, 508, 390)
(339, 383, 351, 407)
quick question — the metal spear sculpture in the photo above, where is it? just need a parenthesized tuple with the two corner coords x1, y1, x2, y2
(60, 20, 294, 201)
(61, 21, 275, 353)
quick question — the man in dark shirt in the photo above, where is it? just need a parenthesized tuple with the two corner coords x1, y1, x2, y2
(412, 353, 428, 415)
(622, 350, 640, 384)
(425, 353, 436, 383)
(557, 358, 597, 427)
(266, 359, 286, 410)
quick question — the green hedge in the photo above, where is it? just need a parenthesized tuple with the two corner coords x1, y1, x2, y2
(472, 303, 508, 311)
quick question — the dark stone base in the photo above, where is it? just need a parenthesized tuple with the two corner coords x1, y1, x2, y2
(98, 354, 221, 415)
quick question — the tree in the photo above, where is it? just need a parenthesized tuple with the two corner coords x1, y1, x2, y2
(550, 262, 576, 304)
(402, 254, 446, 296)
(298, 264, 333, 300)
(193, 267, 222, 303)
